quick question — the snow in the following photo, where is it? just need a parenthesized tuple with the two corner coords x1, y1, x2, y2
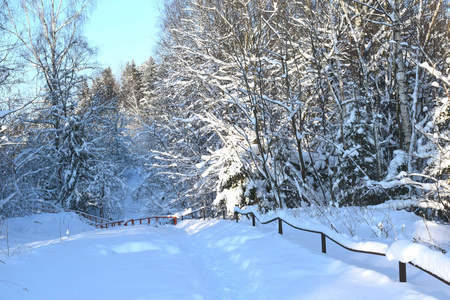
(1, 212, 448, 299)
(235, 206, 450, 291)
(0, 110, 12, 118)
(215, 186, 243, 213)
(386, 150, 407, 180)
(122, 171, 144, 219)
(172, 207, 195, 218)
(386, 240, 450, 283)
(235, 206, 389, 255)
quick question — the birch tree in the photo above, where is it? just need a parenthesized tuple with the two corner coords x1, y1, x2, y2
(4, 0, 95, 208)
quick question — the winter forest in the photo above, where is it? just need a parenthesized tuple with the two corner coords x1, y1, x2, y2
(1, 0, 450, 224)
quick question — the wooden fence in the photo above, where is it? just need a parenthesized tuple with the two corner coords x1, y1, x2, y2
(96, 216, 177, 228)
(234, 210, 450, 286)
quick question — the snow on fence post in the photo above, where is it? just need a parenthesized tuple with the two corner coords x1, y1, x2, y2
(278, 218, 283, 235)
(321, 233, 327, 254)
(399, 262, 407, 283)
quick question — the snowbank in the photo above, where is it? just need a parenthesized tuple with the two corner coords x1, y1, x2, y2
(235, 206, 389, 255)
(235, 206, 450, 285)
(387, 240, 450, 283)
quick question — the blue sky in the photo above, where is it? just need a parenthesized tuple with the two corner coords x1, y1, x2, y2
(84, 0, 164, 76)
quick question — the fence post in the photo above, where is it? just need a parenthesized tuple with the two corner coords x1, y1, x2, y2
(235, 211, 238, 223)
(399, 262, 407, 282)
(223, 209, 226, 219)
(252, 213, 255, 227)
(278, 218, 283, 235)
(203, 208, 206, 220)
(321, 233, 327, 254)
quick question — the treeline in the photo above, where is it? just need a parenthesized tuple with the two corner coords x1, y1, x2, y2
(138, 0, 450, 218)
(0, 0, 158, 218)
(1, 0, 450, 219)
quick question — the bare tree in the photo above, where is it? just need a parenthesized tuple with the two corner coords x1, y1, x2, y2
(4, 0, 95, 207)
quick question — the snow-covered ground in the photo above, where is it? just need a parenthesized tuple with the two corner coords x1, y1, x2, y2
(1, 212, 448, 299)
(122, 171, 145, 219)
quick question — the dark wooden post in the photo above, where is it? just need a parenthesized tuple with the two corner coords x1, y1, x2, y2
(321, 233, 327, 253)
(223, 209, 226, 219)
(252, 213, 255, 227)
(203, 208, 205, 220)
(399, 262, 407, 282)
(235, 211, 238, 223)
(278, 218, 283, 235)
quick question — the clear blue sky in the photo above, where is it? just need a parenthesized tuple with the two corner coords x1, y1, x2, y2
(84, 0, 164, 76)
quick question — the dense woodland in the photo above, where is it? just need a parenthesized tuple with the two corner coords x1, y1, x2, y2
(1, 0, 450, 221)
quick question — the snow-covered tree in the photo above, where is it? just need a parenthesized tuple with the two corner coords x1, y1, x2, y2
(146, 0, 450, 216)
(0, 0, 97, 214)
(139, 57, 158, 110)
(120, 60, 144, 115)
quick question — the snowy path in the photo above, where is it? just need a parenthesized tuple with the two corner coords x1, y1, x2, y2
(1, 215, 445, 299)
(121, 171, 143, 219)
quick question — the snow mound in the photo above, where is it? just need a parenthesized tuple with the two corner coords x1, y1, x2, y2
(387, 240, 450, 283)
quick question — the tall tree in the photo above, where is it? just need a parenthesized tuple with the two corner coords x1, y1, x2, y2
(120, 60, 143, 115)
(143, 0, 450, 215)
(139, 56, 157, 110)
(4, 0, 95, 208)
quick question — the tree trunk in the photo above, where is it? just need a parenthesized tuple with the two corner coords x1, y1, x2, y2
(393, 1, 412, 151)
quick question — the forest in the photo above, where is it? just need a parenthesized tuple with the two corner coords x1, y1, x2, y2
(1, 0, 450, 223)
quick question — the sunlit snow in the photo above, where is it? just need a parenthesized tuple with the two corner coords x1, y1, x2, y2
(1, 212, 448, 299)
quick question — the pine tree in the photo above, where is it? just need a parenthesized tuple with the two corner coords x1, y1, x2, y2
(139, 57, 158, 110)
(120, 60, 144, 114)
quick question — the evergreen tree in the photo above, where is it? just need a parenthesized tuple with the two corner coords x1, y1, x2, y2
(120, 60, 144, 114)
(139, 57, 158, 110)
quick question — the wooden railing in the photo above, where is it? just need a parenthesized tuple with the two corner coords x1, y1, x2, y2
(234, 210, 449, 286)
(68, 210, 111, 225)
(96, 216, 177, 229)
(65, 209, 178, 229)
(177, 207, 206, 220)
(37, 201, 60, 214)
